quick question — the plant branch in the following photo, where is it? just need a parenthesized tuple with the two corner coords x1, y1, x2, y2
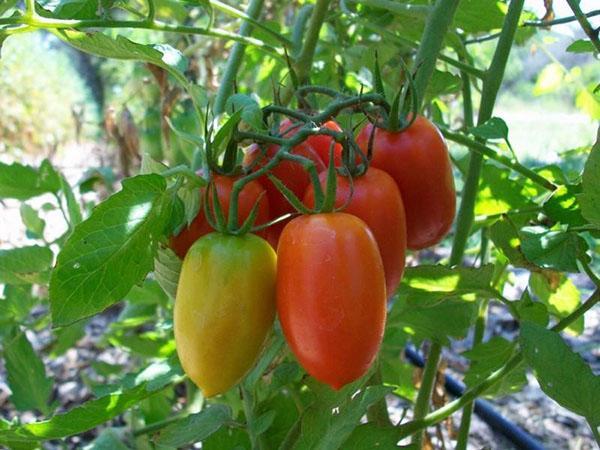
(213, 0, 266, 115)
(552, 289, 600, 333)
(294, 0, 332, 84)
(441, 128, 556, 191)
(0, 15, 282, 57)
(411, 342, 442, 447)
(565, 1, 600, 53)
(412, 0, 461, 108)
(449, 0, 525, 266)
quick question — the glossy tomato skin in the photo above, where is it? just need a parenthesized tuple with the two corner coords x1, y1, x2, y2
(174, 232, 277, 397)
(243, 140, 324, 248)
(303, 168, 407, 295)
(357, 116, 456, 250)
(301, 120, 343, 167)
(169, 174, 269, 259)
(277, 213, 386, 389)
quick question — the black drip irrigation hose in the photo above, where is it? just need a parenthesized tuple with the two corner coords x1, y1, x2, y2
(404, 346, 546, 450)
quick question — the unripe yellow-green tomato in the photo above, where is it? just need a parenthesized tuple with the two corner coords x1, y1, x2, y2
(174, 232, 277, 397)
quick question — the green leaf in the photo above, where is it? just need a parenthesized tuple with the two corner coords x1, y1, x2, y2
(520, 227, 588, 273)
(463, 337, 527, 396)
(293, 385, 394, 450)
(575, 84, 600, 119)
(20, 204, 45, 239)
(4, 332, 53, 414)
(342, 424, 412, 449)
(178, 184, 201, 226)
(154, 246, 182, 299)
(529, 272, 583, 335)
(225, 94, 265, 131)
(521, 322, 600, 426)
(0, 246, 53, 285)
(388, 265, 494, 343)
(469, 117, 509, 141)
(60, 175, 83, 227)
(454, 0, 505, 33)
(0, 0, 19, 16)
(475, 163, 538, 216)
(0, 160, 61, 200)
(515, 290, 549, 327)
(579, 131, 600, 227)
(42, 0, 115, 20)
(155, 405, 232, 446)
(50, 174, 173, 326)
(489, 216, 532, 268)
(543, 184, 586, 227)
(53, 30, 188, 85)
(86, 428, 130, 450)
(424, 70, 461, 102)
(51, 321, 87, 357)
(566, 39, 595, 54)
(533, 63, 563, 96)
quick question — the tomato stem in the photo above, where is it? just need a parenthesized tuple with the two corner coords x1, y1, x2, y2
(213, 0, 266, 115)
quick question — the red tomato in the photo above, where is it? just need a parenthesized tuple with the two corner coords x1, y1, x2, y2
(169, 174, 269, 259)
(303, 120, 344, 167)
(303, 168, 407, 295)
(276, 213, 386, 389)
(243, 139, 325, 248)
(357, 116, 456, 250)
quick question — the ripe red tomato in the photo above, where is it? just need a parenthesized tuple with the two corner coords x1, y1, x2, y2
(302, 120, 344, 167)
(276, 213, 386, 389)
(303, 168, 406, 295)
(169, 174, 269, 259)
(243, 139, 325, 248)
(357, 116, 455, 250)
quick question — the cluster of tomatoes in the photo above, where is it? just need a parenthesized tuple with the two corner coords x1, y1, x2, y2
(171, 114, 456, 397)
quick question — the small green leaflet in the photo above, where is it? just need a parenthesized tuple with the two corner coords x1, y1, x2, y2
(566, 40, 595, 54)
(519, 227, 588, 273)
(578, 130, 600, 228)
(52, 30, 188, 86)
(4, 332, 53, 415)
(521, 322, 600, 427)
(0, 246, 53, 285)
(0, 160, 61, 200)
(388, 265, 495, 343)
(50, 174, 174, 326)
(155, 405, 233, 446)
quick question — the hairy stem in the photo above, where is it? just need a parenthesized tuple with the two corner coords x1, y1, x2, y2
(564, 0, 600, 53)
(411, 342, 442, 447)
(449, 0, 525, 266)
(412, 0, 461, 108)
(213, 0, 265, 115)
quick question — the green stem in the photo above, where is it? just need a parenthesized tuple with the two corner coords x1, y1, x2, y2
(25, 0, 35, 17)
(132, 414, 185, 437)
(346, 0, 430, 18)
(449, 0, 525, 266)
(552, 289, 600, 332)
(0, 15, 282, 58)
(564, 0, 600, 53)
(242, 386, 266, 450)
(441, 129, 556, 191)
(411, 342, 442, 447)
(412, 0, 461, 109)
(294, 0, 332, 84)
(366, 363, 392, 426)
(213, 0, 265, 115)
(456, 228, 488, 448)
(291, 5, 314, 55)
(146, 0, 155, 21)
(523, 9, 600, 27)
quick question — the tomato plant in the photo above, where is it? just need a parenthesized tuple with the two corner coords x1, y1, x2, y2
(357, 116, 456, 250)
(1, 0, 600, 448)
(303, 167, 407, 295)
(169, 174, 269, 258)
(174, 232, 276, 397)
(276, 213, 387, 389)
